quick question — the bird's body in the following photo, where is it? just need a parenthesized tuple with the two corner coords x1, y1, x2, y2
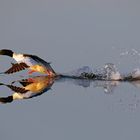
(12, 76, 54, 99)
(0, 49, 56, 76)
(0, 76, 55, 103)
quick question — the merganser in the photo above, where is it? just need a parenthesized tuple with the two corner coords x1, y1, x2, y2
(0, 49, 56, 76)
(0, 76, 55, 103)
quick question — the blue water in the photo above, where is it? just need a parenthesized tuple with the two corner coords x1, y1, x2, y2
(1, 0, 140, 140)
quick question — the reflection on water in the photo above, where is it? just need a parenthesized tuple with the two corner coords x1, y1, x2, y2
(0, 76, 55, 103)
(1, 74, 140, 104)
(1, 58, 140, 104)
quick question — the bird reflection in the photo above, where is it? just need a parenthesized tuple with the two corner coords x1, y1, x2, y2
(0, 76, 55, 104)
(57, 78, 121, 93)
(1, 75, 140, 104)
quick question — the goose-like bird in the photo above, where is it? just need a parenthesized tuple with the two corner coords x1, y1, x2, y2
(0, 76, 55, 104)
(0, 49, 56, 76)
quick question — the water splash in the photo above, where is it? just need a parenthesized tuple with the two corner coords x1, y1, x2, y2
(102, 63, 122, 80)
(79, 63, 122, 80)
(131, 69, 140, 79)
(63, 64, 140, 81)
(64, 64, 122, 80)
(120, 49, 140, 56)
(65, 66, 93, 77)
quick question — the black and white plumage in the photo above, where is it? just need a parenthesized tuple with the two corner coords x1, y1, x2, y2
(0, 49, 56, 76)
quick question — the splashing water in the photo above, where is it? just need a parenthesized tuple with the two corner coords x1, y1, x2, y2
(103, 63, 122, 80)
(65, 66, 93, 77)
(128, 68, 140, 80)
(89, 63, 122, 80)
(64, 64, 122, 80)
(62, 63, 140, 81)
(120, 49, 140, 56)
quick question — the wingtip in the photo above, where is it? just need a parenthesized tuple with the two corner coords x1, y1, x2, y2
(0, 83, 5, 86)
(0, 96, 13, 104)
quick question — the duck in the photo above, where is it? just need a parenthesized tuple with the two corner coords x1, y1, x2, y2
(0, 76, 55, 103)
(0, 49, 56, 76)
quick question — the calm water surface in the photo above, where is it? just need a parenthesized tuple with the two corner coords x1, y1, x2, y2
(0, 0, 140, 140)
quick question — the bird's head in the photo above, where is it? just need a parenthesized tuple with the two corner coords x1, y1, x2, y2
(0, 49, 13, 57)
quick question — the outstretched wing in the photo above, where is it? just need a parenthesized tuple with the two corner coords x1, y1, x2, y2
(7, 85, 29, 93)
(5, 62, 29, 74)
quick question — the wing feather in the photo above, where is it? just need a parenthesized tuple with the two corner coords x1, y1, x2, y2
(7, 85, 29, 93)
(5, 62, 29, 74)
